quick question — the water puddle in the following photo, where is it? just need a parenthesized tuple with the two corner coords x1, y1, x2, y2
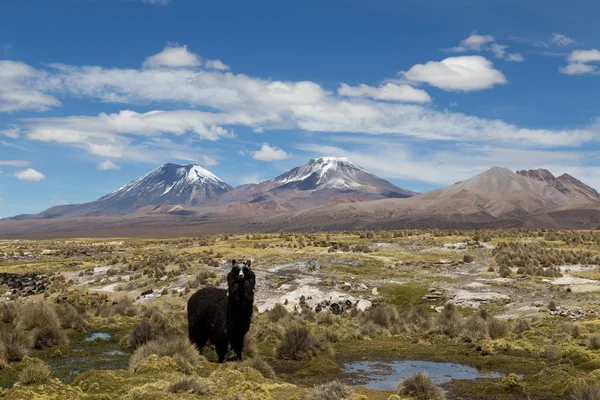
(342, 360, 503, 391)
(85, 332, 111, 341)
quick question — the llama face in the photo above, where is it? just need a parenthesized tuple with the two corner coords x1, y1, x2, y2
(228, 259, 256, 292)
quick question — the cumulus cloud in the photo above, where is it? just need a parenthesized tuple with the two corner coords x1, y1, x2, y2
(251, 143, 291, 161)
(338, 83, 431, 103)
(448, 34, 524, 63)
(14, 168, 45, 181)
(0, 61, 61, 112)
(97, 160, 120, 171)
(552, 33, 576, 47)
(0, 127, 19, 139)
(0, 160, 30, 167)
(401, 56, 507, 91)
(560, 49, 600, 75)
(204, 59, 230, 71)
(142, 44, 201, 69)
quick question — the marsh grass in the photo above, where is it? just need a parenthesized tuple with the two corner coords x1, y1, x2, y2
(0, 327, 27, 361)
(276, 325, 332, 360)
(129, 337, 203, 373)
(307, 380, 352, 400)
(19, 359, 51, 385)
(167, 375, 213, 395)
(17, 301, 60, 331)
(33, 325, 68, 350)
(397, 372, 446, 400)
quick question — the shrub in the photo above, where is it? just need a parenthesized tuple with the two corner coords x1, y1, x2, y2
(548, 300, 558, 311)
(436, 303, 461, 337)
(587, 335, 600, 350)
(307, 380, 352, 400)
(33, 325, 68, 350)
(129, 310, 181, 348)
(268, 303, 289, 323)
(487, 318, 508, 340)
(19, 359, 51, 385)
(0, 302, 16, 324)
(0, 328, 27, 361)
(129, 337, 203, 373)
(17, 301, 60, 331)
(167, 376, 212, 395)
(461, 315, 487, 341)
(111, 296, 138, 317)
(362, 304, 400, 329)
(276, 325, 332, 360)
(570, 380, 600, 400)
(463, 254, 474, 263)
(241, 357, 275, 379)
(397, 372, 446, 400)
(513, 319, 531, 335)
(56, 303, 88, 332)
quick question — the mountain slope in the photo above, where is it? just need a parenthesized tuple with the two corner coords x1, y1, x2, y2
(517, 169, 600, 203)
(214, 157, 417, 212)
(10, 163, 231, 220)
(253, 167, 596, 231)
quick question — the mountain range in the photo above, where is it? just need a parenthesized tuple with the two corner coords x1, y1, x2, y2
(3, 159, 600, 238)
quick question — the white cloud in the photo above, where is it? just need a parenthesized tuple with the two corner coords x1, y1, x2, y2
(142, 44, 201, 69)
(0, 160, 30, 167)
(199, 155, 219, 167)
(0, 127, 19, 139)
(97, 160, 120, 171)
(402, 56, 507, 91)
(0, 61, 61, 112)
(240, 173, 261, 184)
(338, 83, 431, 103)
(251, 143, 291, 161)
(560, 49, 600, 75)
(448, 34, 524, 63)
(552, 33, 576, 47)
(204, 59, 230, 71)
(14, 168, 45, 181)
(140, 0, 171, 6)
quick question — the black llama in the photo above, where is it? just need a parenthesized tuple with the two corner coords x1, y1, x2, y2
(187, 259, 256, 363)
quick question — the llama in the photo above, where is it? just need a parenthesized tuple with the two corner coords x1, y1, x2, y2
(187, 259, 255, 362)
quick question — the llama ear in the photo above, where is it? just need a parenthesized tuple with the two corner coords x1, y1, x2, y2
(245, 260, 252, 267)
(231, 259, 237, 266)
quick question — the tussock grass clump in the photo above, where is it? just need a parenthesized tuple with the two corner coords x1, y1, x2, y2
(307, 380, 352, 400)
(587, 335, 600, 350)
(240, 357, 275, 379)
(56, 303, 88, 332)
(570, 380, 600, 400)
(487, 317, 509, 340)
(0, 327, 27, 361)
(128, 309, 181, 348)
(436, 303, 461, 337)
(0, 302, 17, 324)
(461, 315, 487, 341)
(362, 304, 400, 329)
(397, 372, 446, 400)
(167, 375, 213, 395)
(111, 296, 138, 317)
(548, 300, 558, 311)
(129, 337, 203, 373)
(513, 319, 531, 335)
(33, 325, 68, 350)
(19, 359, 51, 385)
(404, 306, 432, 331)
(276, 325, 332, 360)
(17, 301, 60, 331)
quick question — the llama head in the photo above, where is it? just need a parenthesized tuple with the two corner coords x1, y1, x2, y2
(227, 259, 255, 303)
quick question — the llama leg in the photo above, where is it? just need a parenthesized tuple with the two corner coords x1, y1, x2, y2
(232, 335, 244, 361)
(215, 336, 229, 363)
(188, 326, 208, 354)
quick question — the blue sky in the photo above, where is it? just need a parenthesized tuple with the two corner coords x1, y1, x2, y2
(1, 0, 599, 217)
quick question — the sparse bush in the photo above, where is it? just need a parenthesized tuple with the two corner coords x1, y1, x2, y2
(129, 337, 203, 373)
(570, 380, 600, 400)
(0, 327, 27, 361)
(268, 303, 289, 323)
(513, 319, 531, 335)
(548, 300, 558, 311)
(128, 309, 181, 348)
(240, 357, 275, 379)
(463, 254, 474, 263)
(405, 306, 432, 331)
(436, 303, 461, 337)
(167, 375, 212, 395)
(17, 301, 60, 330)
(111, 296, 138, 317)
(56, 303, 88, 332)
(276, 325, 332, 360)
(19, 359, 51, 385)
(0, 302, 17, 324)
(33, 325, 68, 350)
(587, 335, 600, 350)
(461, 315, 487, 341)
(397, 372, 446, 400)
(487, 318, 508, 340)
(307, 380, 352, 400)
(362, 304, 400, 329)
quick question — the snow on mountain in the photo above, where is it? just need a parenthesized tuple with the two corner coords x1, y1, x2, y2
(271, 157, 368, 189)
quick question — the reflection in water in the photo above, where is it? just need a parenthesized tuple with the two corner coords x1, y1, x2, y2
(85, 332, 111, 341)
(342, 360, 502, 391)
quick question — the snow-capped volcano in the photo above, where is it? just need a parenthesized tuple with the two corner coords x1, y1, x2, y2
(214, 156, 417, 211)
(272, 157, 369, 189)
(98, 163, 232, 211)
